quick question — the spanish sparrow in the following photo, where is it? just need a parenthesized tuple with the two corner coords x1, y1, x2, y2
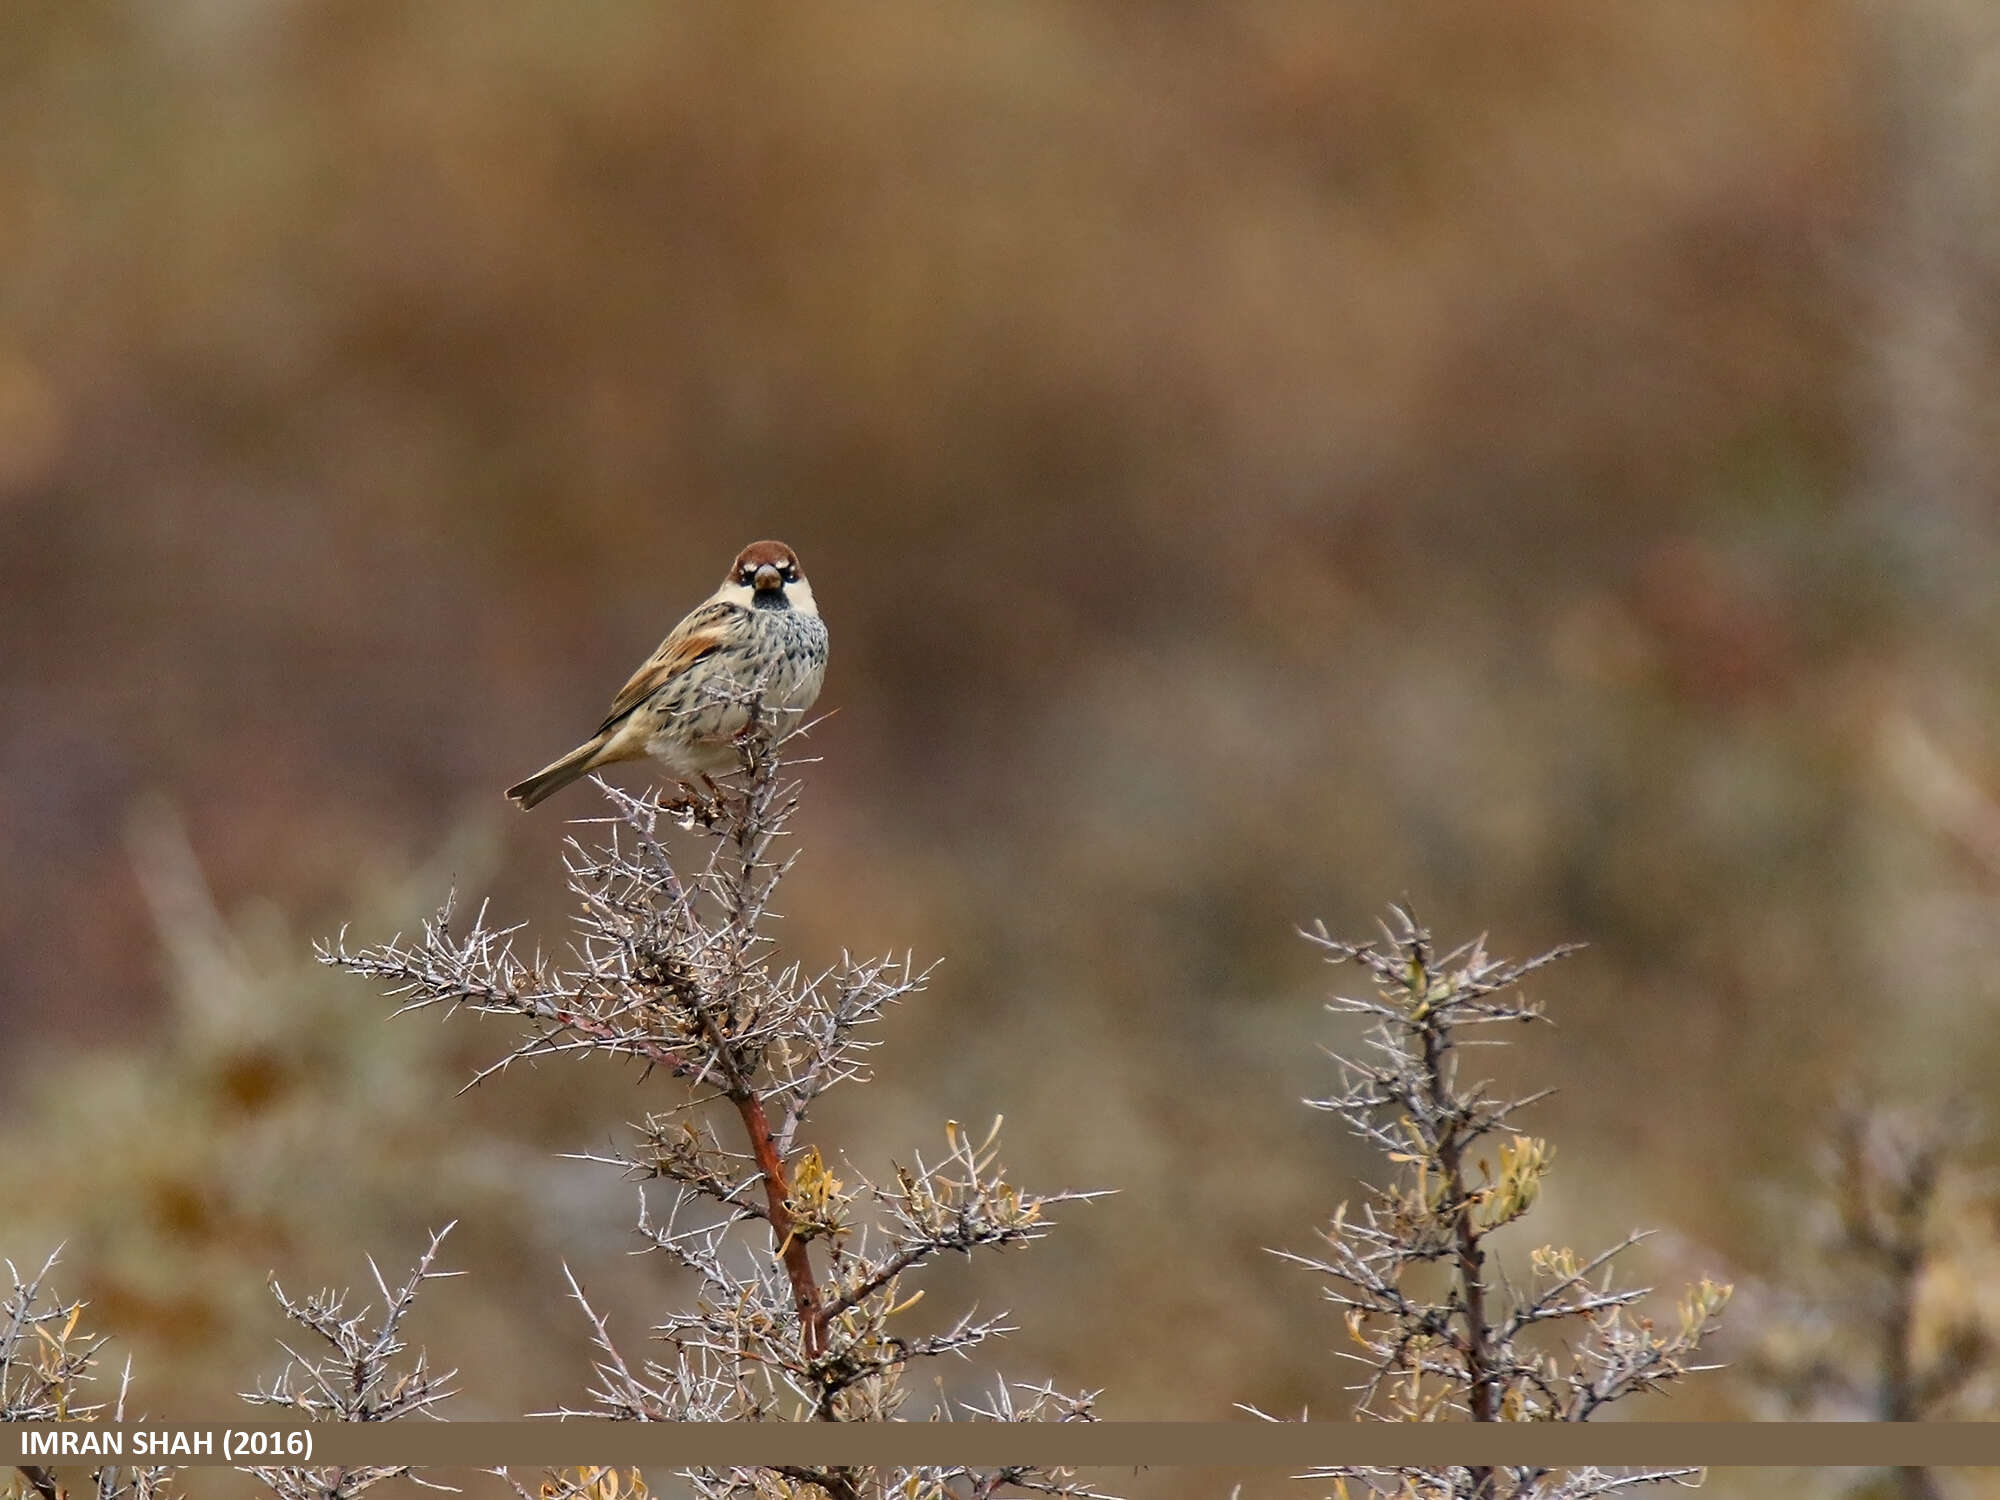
(506, 540, 828, 809)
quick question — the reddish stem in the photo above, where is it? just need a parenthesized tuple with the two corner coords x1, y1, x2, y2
(543, 1003, 825, 1365)
(732, 1086, 825, 1362)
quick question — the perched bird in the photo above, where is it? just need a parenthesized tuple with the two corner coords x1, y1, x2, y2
(506, 540, 828, 810)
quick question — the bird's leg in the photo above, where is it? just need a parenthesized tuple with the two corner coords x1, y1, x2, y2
(689, 773, 737, 824)
(660, 777, 725, 829)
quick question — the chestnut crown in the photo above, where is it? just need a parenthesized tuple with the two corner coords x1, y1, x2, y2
(730, 540, 803, 588)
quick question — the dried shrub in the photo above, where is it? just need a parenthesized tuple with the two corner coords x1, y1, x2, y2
(324, 706, 1108, 1500)
(1745, 1101, 2000, 1500)
(1270, 909, 1730, 1500)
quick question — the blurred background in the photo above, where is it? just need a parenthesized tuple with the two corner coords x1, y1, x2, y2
(6, 1, 2000, 1493)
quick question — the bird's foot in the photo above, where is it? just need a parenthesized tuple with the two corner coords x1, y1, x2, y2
(662, 779, 728, 829)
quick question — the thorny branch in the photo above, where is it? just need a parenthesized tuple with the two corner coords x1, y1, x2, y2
(239, 1225, 462, 1500)
(0, 1243, 446, 1500)
(2, 1251, 176, 1500)
(1268, 908, 1729, 1500)
(324, 700, 1108, 1499)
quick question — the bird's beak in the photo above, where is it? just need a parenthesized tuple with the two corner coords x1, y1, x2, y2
(753, 563, 785, 592)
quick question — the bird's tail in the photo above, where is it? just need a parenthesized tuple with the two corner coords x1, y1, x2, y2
(505, 735, 609, 809)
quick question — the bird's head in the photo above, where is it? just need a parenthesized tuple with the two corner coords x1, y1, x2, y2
(722, 540, 816, 614)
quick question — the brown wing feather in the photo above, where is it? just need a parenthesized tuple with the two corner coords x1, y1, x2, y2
(595, 601, 737, 734)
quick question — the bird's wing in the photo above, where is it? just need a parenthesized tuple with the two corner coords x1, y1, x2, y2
(596, 601, 737, 734)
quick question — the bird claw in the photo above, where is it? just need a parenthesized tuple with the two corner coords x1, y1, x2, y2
(662, 780, 729, 829)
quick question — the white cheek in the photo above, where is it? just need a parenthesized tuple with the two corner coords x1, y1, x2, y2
(788, 578, 819, 615)
(714, 581, 755, 608)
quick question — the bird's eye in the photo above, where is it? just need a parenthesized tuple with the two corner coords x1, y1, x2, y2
(783, 566, 798, 581)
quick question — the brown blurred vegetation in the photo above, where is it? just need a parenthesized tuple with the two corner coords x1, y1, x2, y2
(6, 0, 2000, 1490)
